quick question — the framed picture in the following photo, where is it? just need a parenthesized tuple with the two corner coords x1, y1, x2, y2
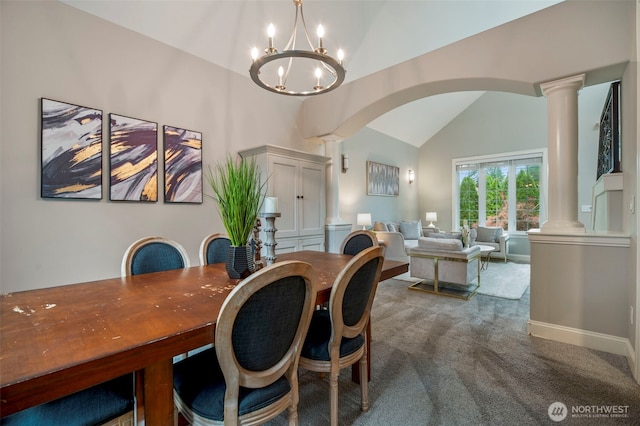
(109, 113, 158, 202)
(41, 98, 103, 199)
(367, 161, 399, 196)
(163, 125, 202, 203)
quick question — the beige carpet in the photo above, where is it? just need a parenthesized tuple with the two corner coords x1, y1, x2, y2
(265, 274, 639, 425)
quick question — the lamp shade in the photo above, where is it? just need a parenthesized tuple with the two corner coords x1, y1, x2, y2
(357, 213, 372, 230)
(425, 212, 437, 227)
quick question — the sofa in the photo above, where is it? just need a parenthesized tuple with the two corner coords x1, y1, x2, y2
(373, 220, 509, 263)
(372, 220, 427, 262)
(469, 226, 510, 262)
(408, 237, 481, 299)
(373, 221, 461, 262)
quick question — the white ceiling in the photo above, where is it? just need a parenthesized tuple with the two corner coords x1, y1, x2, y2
(61, 0, 561, 147)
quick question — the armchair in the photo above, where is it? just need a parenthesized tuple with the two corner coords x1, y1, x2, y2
(470, 226, 510, 262)
(408, 237, 481, 299)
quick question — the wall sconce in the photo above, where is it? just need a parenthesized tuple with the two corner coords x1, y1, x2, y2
(342, 154, 349, 173)
(356, 213, 372, 230)
(408, 169, 415, 184)
(425, 211, 438, 228)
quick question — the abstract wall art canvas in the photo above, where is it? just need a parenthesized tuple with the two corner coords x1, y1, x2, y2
(109, 113, 158, 202)
(41, 98, 103, 199)
(163, 126, 202, 203)
(366, 161, 400, 196)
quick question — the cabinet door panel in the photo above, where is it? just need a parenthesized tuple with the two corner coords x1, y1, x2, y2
(268, 156, 298, 238)
(273, 238, 298, 254)
(299, 161, 325, 237)
(299, 237, 325, 252)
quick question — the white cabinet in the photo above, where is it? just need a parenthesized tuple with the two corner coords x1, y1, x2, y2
(239, 145, 329, 253)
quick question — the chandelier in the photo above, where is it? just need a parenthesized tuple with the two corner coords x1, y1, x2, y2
(249, 0, 346, 96)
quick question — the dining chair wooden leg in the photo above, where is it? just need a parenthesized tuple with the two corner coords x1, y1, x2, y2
(330, 370, 339, 426)
(360, 356, 370, 412)
(287, 405, 299, 426)
(288, 377, 299, 426)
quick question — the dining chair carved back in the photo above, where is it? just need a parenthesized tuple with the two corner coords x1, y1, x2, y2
(173, 261, 317, 426)
(199, 233, 232, 265)
(340, 230, 379, 256)
(121, 236, 190, 276)
(299, 246, 384, 426)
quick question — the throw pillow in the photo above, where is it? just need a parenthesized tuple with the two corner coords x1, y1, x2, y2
(440, 231, 462, 240)
(399, 220, 421, 240)
(429, 232, 447, 239)
(476, 226, 499, 243)
(422, 227, 441, 236)
(373, 221, 387, 232)
(387, 222, 399, 233)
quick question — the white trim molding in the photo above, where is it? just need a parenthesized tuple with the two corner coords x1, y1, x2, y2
(528, 320, 634, 361)
(528, 229, 631, 247)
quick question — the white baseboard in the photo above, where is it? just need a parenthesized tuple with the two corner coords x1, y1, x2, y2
(528, 320, 630, 357)
(625, 339, 638, 383)
(507, 254, 530, 263)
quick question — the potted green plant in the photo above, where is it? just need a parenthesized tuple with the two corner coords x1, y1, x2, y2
(205, 154, 267, 278)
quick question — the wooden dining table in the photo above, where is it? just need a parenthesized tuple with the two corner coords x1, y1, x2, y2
(0, 251, 407, 425)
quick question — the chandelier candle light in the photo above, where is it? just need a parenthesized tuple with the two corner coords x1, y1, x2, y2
(250, 0, 346, 96)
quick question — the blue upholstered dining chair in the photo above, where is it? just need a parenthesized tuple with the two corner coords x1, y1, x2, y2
(299, 246, 384, 426)
(199, 233, 232, 265)
(121, 236, 190, 276)
(122, 236, 191, 362)
(173, 261, 318, 426)
(1, 372, 134, 426)
(340, 230, 379, 256)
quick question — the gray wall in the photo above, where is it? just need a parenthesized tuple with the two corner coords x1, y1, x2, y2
(0, 0, 319, 292)
(339, 128, 419, 227)
(417, 85, 612, 256)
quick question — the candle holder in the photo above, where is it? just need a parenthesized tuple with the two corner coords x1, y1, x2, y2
(259, 212, 281, 266)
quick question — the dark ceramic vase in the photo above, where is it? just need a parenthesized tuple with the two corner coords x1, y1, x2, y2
(226, 245, 255, 279)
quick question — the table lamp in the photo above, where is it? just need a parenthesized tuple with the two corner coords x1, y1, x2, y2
(425, 212, 438, 228)
(357, 213, 372, 230)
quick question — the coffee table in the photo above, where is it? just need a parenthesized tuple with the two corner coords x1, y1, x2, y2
(475, 244, 496, 270)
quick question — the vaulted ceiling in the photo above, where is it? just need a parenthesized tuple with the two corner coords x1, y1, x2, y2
(61, 0, 561, 147)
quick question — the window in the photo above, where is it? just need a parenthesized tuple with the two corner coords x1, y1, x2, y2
(454, 150, 545, 233)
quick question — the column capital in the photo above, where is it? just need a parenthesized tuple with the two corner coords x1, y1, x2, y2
(318, 133, 344, 144)
(540, 74, 585, 96)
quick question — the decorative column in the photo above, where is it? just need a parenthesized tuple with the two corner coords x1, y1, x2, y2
(320, 133, 344, 225)
(320, 133, 353, 253)
(540, 74, 586, 234)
